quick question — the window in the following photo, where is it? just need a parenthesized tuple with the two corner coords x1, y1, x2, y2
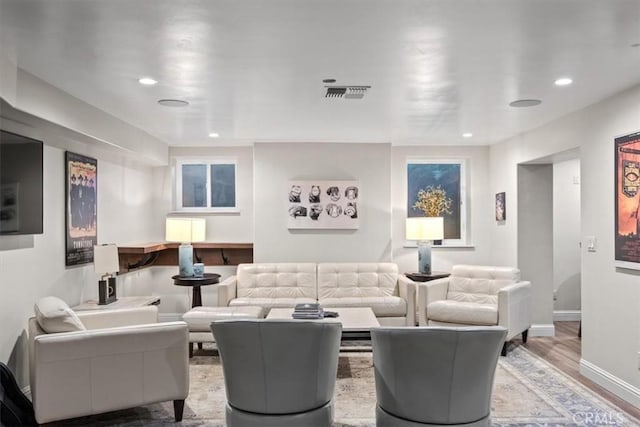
(175, 158, 237, 212)
(406, 159, 467, 245)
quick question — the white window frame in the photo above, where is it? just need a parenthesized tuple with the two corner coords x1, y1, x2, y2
(175, 157, 239, 213)
(405, 158, 469, 246)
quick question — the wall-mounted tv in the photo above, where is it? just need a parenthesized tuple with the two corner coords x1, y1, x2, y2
(0, 130, 44, 235)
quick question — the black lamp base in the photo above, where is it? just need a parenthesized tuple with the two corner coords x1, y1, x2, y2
(98, 277, 117, 305)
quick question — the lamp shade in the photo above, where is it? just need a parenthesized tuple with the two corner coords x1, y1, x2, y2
(94, 244, 120, 275)
(165, 217, 206, 243)
(406, 217, 444, 241)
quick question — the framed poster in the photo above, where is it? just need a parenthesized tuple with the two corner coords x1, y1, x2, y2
(496, 192, 506, 221)
(65, 151, 97, 266)
(614, 130, 640, 270)
(407, 160, 465, 241)
(287, 180, 359, 229)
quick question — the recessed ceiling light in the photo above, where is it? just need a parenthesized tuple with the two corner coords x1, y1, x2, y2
(509, 99, 542, 108)
(157, 99, 189, 107)
(554, 77, 573, 86)
(138, 77, 158, 85)
(462, 132, 473, 138)
(208, 132, 219, 138)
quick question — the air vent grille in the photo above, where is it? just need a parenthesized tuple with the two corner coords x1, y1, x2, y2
(325, 85, 370, 99)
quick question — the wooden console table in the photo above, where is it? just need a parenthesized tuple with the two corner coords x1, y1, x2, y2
(72, 295, 161, 311)
(117, 242, 253, 273)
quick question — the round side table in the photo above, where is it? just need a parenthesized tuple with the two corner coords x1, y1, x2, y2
(172, 273, 221, 308)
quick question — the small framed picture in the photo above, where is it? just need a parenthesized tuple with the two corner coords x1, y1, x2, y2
(495, 192, 506, 221)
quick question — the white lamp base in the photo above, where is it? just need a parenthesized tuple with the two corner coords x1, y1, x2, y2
(417, 241, 433, 275)
(178, 243, 194, 277)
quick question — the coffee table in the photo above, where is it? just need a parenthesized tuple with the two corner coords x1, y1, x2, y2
(266, 307, 380, 341)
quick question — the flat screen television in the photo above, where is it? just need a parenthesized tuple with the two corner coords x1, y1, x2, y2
(0, 130, 44, 235)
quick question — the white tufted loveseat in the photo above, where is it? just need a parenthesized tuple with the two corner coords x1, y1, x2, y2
(216, 263, 416, 326)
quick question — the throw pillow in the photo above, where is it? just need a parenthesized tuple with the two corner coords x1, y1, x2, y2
(33, 296, 86, 333)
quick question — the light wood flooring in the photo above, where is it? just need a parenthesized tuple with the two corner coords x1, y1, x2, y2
(523, 321, 640, 420)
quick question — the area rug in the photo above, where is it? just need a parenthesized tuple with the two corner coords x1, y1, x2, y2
(49, 346, 639, 426)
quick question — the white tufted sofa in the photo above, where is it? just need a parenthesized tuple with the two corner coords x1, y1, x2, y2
(417, 264, 531, 355)
(216, 263, 416, 326)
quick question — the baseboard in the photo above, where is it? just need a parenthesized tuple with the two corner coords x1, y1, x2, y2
(529, 323, 555, 337)
(580, 358, 640, 408)
(159, 313, 183, 322)
(553, 310, 581, 321)
(21, 385, 31, 400)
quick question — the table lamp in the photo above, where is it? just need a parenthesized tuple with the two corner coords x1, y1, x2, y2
(406, 217, 444, 275)
(94, 244, 120, 305)
(166, 217, 206, 277)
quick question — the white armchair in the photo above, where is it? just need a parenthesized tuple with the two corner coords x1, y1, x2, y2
(28, 298, 189, 424)
(417, 265, 531, 355)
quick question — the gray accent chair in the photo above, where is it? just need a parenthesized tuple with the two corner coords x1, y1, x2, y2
(371, 326, 507, 427)
(211, 319, 342, 427)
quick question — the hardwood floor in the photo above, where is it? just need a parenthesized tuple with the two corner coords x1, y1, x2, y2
(523, 321, 640, 420)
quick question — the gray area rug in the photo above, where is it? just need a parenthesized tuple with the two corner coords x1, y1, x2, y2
(48, 346, 639, 426)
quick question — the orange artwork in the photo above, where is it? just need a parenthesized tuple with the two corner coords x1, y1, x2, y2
(615, 131, 640, 268)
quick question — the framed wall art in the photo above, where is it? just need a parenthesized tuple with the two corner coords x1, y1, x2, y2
(407, 160, 466, 242)
(614, 130, 640, 270)
(496, 192, 506, 221)
(65, 151, 98, 266)
(287, 180, 359, 229)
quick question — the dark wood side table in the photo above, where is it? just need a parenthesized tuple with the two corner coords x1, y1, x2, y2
(172, 273, 221, 308)
(405, 272, 450, 282)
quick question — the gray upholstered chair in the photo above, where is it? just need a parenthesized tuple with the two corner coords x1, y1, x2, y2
(371, 326, 507, 427)
(211, 319, 342, 427)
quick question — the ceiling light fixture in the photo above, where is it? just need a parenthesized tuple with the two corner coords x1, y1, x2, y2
(554, 77, 573, 86)
(509, 99, 542, 108)
(138, 77, 158, 85)
(158, 99, 189, 107)
(322, 78, 337, 83)
(462, 132, 473, 138)
(208, 132, 219, 138)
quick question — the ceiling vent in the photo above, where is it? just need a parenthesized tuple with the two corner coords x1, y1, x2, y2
(325, 85, 370, 99)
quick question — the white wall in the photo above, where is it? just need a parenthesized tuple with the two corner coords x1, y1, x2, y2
(489, 83, 640, 406)
(553, 159, 581, 312)
(254, 143, 392, 262)
(0, 118, 158, 388)
(391, 145, 492, 273)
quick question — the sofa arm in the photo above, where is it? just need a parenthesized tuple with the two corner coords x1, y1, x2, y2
(498, 281, 532, 341)
(397, 276, 417, 326)
(76, 306, 159, 330)
(216, 275, 237, 306)
(31, 321, 189, 424)
(416, 278, 450, 326)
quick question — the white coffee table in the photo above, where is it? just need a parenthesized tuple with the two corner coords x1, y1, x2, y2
(266, 307, 380, 340)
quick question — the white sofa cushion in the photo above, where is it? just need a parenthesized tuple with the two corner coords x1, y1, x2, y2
(229, 297, 317, 310)
(317, 263, 399, 299)
(319, 296, 406, 317)
(447, 265, 520, 305)
(236, 263, 317, 300)
(34, 296, 86, 333)
(428, 300, 498, 325)
(182, 306, 264, 332)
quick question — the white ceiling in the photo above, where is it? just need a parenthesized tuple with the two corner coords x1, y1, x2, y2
(1, 0, 639, 147)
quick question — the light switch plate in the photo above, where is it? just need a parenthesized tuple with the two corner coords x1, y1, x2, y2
(586, 236, 597, 252)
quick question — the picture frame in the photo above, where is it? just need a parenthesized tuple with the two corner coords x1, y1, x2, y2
(65, 151, 98, 266)
(286, 180, 359, 229)
(407, 160, 465, 242)
(614, 130, 640, 270)
(496, 192, 506, 221)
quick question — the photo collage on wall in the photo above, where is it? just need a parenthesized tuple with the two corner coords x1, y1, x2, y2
(287, 180, 360, 229)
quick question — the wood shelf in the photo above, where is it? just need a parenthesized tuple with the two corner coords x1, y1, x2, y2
(118, 242, 253, 273)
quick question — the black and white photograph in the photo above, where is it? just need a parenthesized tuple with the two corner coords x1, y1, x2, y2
(287, 180, 359, 229)
(0, 183, 19, 232)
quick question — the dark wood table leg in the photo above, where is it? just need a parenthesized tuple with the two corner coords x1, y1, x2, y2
(192, 286, 202, 308)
